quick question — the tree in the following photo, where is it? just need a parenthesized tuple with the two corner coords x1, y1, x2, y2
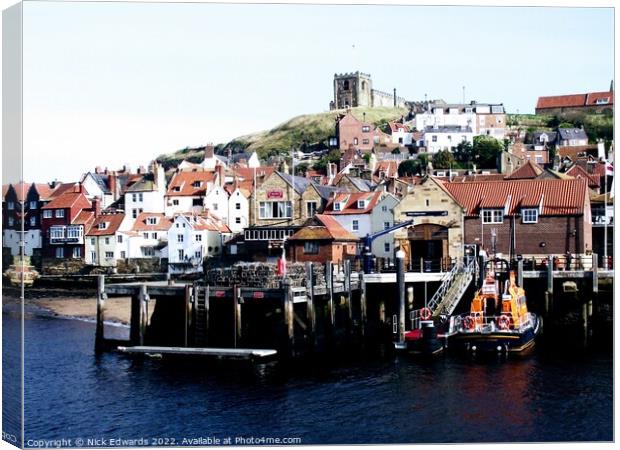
(432, 150, 455, 169)
(454, 141, 474, 164)
(398, 159, 421, 177)
(313, 149, 341, 172)
(391, 148, 401, 154)
(295, 162, 308, 176)
(473, 135, 503, 169)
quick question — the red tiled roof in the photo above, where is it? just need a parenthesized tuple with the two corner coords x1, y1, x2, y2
(388, 122, 409, 133)
(565, 164, 601, 188)
(34, 183, 55, 201)
(442, 178, 588, 217)
(166, 171, 216, 196)
(48, 182, 84, 199)
(289, 214, 359, 242)
(585, 91, 614, 106)
(87, 213, 125, 236)
(42, 191, 91, 210)
(175, 212, 231, 233)
(7, 182, 30, 202)
(447, 174, 505, 182)
(324, 191, 383, 215)
(233, 167, 275, 182)
(557, 145, 598, 161)
(506, 160, 544, 180)
(536, 94, 587, 110)
(72, 210, 95, 227)
(132, 213, 173, 232)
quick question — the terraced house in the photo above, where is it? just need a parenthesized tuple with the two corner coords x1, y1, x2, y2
(85, 212, 131, 267)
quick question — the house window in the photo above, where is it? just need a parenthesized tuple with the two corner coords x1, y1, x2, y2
(72, 247, 81, 258)
(352, 220, 359, 231)
(55, 247, 64, 258)
(98, 222, 108, 230)
(147, 217, 157, 225)
(91, 238, 96, 245)
(235, 203, 241, 210)
(43, 210, 52, 218)
(143, 247, 155, 257)
(382, 205, 388, 212)
(432, 136, 437, 142)
(334, 202, 341, 212)
(25, 215, 33, 226)
(7, 202, 14, 210)
(362, 126, 371, 132)
(151, 232, 157, 239)
(173, 186, 181, 192)
(178, 249, 185, 260)
(522, 208, 539, 224)
(117, 235, 123, 243)
(132, 208, 143, 218)
(29, 201, 37, 209)
(235, 217, 241, 224)
(259, 201, 292, 219)
(354, 138, 359, 145)
(343, 80, 350, 91)
(425, 199, 430, 207)
(482, 209, 503, 224)
(195, 234, 202, 242)
(357, 200, 366, 209)
(105, 251, 114, 259)
(120, 251, 126, 259)
(195, 250, 202, 258)
(104, 237, 110, 245)
(55, 209, 65, 218)
(193, 198, 202, 207)
(306, 201, 318, 217)
(304, 241, 319, 254)
(132, 194, 137, 202)
(172, 199, 179, 206)
(596, 98, 610, 105)
(212, 203, 218, 210)
(143, 232, 149, 239)
(90, 251, 97, 262)
(67, 226, 82, 239)
(384, 221, 390, 230)
(384, 242, 390, 253)
(362, 139, 370, 145)
(178, 234, 184, 243)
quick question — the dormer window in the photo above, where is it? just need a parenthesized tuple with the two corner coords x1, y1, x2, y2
(482, 209, 503, 224)
(357, 200, 366, 209)
(334, 202, 341, 211)
(97, 222, 109, 230)
(173, 186, 181, 192)
(522, 208, 539, 224)
(192, 181, 202, 188)
(147, 217, 158, 225)
(596, 98, 610, 105)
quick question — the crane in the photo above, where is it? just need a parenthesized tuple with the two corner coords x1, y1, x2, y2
(362, 219, 414, 273)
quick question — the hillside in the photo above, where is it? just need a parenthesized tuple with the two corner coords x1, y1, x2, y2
(158, 106, 408, 167)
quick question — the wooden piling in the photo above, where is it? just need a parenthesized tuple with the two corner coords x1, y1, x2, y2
(138, 284, 149, 346)
(397, 250, 406, 343)
(359, 272, 367, 337)
(305, 262, 316, 346)
(233, 284, 241, 348)
(205, 285, 210, 345)
(282, 278, 294, 357)
(517, 259, 524, 287)
(592, 253, 599, 293)
(130, 289, 140, 345)
(95, 275, 106, 352)
(344, 260, 353, 322)
(325, 262, 335, 326)
(184, 284, 192, 347)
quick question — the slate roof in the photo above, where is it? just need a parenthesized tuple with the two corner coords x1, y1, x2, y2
(442, 178, 588, 217)
(558, 128, 588, 141)
(529, 131, 558, 145)
(278, 172, 313, 195)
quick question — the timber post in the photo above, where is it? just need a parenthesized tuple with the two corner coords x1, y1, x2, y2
(545, 255, 554, 316)
(130, 288, 140, 345)
(95, 275, 106, 352)
(138, 284, 149, 346)
(305, 262, 316, 348)
(282, 277, 294, 358)
(359, 272, 367, 338)
(184, 284, 192, 347)
(517, 258, 524, 287)
(325, 262, 335, 327)
(396, 249, 406, 344)
(233, 283, 241, 348)
(345, 259, 353, 323)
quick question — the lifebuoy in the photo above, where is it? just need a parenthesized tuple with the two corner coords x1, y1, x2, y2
(498, 314, 511, 330)
(463, 316, 475, 330)
(420, 307, 432, 320)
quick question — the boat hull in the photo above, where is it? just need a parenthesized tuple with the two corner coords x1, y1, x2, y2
(449, 316, 541, 354)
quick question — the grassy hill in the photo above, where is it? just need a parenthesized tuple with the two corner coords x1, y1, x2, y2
(158, 106, 408, 167)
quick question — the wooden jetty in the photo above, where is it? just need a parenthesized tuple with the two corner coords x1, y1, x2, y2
(95, 254, 612, 359)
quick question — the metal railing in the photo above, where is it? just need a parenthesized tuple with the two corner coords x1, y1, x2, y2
(426, 258, 476, 315)
(520, 254, 599, 271)
(452, 312, 537, 334)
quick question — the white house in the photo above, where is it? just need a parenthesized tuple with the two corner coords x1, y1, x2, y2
(423, 126, 475, 154)
(388, 122, 414, 146)
(226, 187, 251, 233)
(81, 172, 115, 208)
(124, 212, 173, 259)
(125, 162, 167, 219)
(204, 185, 230, 224)
(415, 102, 506, 140)
(167, 212, 232, 274)
(84, 212, 132, 267)
(323, 191, 399, 259)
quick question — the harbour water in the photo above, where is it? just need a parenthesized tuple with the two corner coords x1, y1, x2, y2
(3, 304, 613, 446)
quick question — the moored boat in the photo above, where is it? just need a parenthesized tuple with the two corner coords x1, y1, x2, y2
(449, 263, 541, 354)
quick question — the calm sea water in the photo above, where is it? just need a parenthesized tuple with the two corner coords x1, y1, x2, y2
(2, 305, 613, 446)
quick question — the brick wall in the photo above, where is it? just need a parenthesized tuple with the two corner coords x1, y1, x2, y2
(290, 241, 356, 264)
(464, 215, 591, 256)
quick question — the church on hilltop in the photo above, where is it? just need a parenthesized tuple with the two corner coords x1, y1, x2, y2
(330, 71, 408, 110)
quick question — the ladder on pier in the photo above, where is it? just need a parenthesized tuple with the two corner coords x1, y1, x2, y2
(428, 259, 476, 317)
(194, 285, 208, 346)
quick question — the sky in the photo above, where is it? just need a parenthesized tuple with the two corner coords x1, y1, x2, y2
(18, 1, 614, 182)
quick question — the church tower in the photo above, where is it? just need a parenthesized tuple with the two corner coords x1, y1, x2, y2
(332, 72, 373, 109)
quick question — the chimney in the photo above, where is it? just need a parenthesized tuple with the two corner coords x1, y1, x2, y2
(216, 163, 225, 187)
(74, 183, 82, 193)
(92, 196, 101, 217)
(205, 143, 215, 160)
(109, 171, 118, 200)
(95, 166, 102, 174)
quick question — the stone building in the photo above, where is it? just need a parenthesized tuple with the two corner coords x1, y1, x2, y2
(330, 72, 407, 109)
